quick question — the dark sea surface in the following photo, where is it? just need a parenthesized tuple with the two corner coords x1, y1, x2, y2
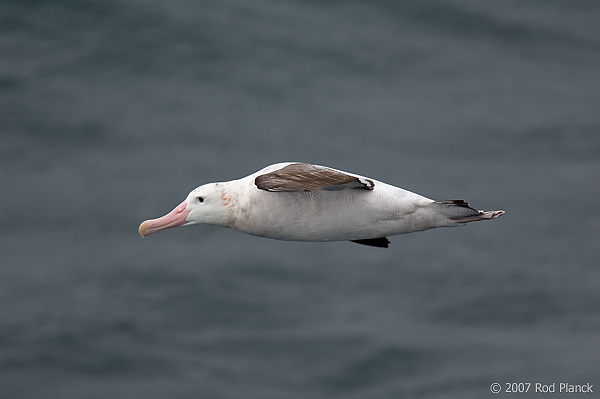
(2, 1, 600, 398)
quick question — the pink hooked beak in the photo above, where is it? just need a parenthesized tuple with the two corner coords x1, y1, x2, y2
(139, 200, 190, 237)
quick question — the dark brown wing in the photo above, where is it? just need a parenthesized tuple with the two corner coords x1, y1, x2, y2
(255, 163, 375, 192)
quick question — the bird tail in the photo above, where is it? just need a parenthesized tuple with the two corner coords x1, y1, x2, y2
(431, 200, 505, 224)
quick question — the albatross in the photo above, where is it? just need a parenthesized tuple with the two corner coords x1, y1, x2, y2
(139, 162, 504, 248)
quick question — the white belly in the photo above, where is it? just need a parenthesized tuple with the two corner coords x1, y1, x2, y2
(231, 181, 438, 242)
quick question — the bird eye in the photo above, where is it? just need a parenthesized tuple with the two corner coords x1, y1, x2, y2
(197, 196, 204, 203)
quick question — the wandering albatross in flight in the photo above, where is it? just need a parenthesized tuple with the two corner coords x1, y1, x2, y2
(139, 162, 504, 248)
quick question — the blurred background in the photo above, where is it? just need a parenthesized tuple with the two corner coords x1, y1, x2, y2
(1, 0, 599, 398)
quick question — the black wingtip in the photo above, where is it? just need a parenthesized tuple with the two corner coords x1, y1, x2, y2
(350, 237, 390, 248)
(434, 200, 473, 209)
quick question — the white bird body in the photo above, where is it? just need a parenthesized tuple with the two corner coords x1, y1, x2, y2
(139, 162, 504, 248)
(225, 163, 441, 241)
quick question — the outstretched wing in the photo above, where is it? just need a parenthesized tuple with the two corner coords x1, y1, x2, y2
(255, 163, 375, 192)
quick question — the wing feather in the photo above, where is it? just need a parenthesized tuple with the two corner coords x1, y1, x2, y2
(255, 163, 374, 192)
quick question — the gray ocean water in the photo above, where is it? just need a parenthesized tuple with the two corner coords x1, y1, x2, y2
(2, 1, 600, 398)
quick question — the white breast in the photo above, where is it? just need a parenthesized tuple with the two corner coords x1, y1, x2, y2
(229, 172, 436, 242)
